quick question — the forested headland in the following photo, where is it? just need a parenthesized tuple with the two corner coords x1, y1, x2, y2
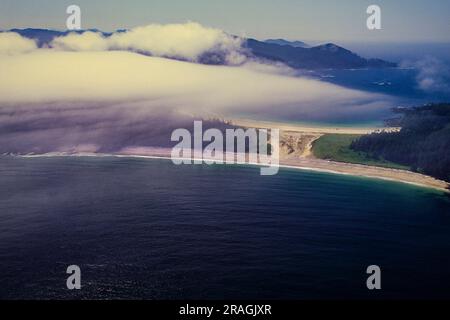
(351, 103, 450, 182)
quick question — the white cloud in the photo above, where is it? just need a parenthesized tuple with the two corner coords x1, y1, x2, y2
(402, 57, 450, 93)
(0, 32, 37, 55)
(51, 31, 109, 51)
(0, 50, 392, 119)
(50, 22, 246, 64)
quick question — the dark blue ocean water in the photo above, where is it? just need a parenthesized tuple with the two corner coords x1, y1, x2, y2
(0, 156, 450, 299)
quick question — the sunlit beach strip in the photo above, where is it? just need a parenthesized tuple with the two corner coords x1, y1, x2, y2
(228, 118, 401, 134)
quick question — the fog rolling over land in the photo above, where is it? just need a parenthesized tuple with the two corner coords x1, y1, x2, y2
(0, 23, 402, 155)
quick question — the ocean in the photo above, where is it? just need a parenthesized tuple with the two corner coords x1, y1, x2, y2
(0, 156, 449, 299)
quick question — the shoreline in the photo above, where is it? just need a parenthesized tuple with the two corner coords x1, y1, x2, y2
(16, 149, 450, 193)
(228, 118, 401, 134)
(7, 112, 447, 194)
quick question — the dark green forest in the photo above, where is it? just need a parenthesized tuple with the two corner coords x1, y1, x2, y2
(351, 103, 450, 182)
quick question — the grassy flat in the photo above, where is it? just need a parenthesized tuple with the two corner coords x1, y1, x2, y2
(312, 134, 410, 170)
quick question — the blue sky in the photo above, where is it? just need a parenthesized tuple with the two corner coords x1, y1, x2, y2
(1, 0, 449, 42)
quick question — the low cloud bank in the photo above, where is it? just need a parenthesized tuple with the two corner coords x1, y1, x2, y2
(0, 23, 398, 154)
(0, 50, 392, 116)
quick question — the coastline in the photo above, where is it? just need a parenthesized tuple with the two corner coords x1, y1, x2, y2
(18, 148, 449, 193)
(10, 113, 447, 193)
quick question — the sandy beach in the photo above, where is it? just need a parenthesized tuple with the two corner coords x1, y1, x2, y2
(114, 147, 449, 192)
(228, 118, 401, 134)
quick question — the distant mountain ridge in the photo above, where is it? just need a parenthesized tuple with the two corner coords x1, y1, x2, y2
(264, 39, 309, 48)
(4, 28, 397, 70)
(246, 39, 396, 69)
(8, 28, 112, 47)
